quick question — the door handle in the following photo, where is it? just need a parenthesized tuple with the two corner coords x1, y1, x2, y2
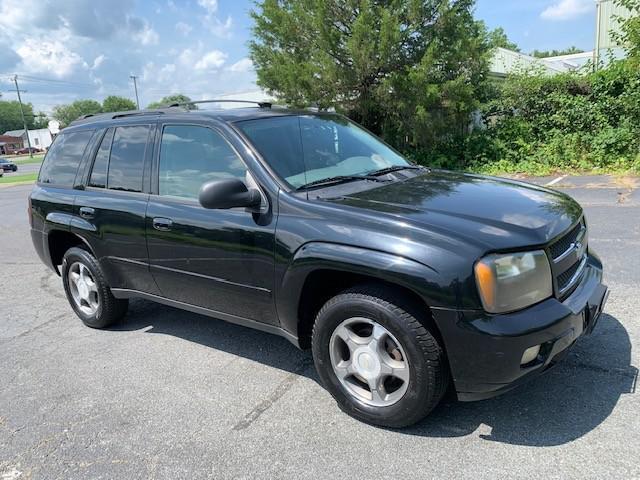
(79, 206, 95, 219)
(153, 217, 173, 231)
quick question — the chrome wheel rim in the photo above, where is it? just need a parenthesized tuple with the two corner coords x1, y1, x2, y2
(329, 317, 410, 407)
(68, 261, 100, 316)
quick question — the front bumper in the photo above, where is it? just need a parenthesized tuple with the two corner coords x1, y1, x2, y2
(433, 253, 608, 401)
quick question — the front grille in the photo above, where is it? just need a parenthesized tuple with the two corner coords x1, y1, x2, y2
(549, 220, 583, 260)
(557, 258, 581, 290)
(548, 218, 588, 299)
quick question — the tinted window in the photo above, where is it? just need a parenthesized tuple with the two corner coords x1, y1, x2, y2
(237, 115, 409, 188)
(89, 128, 114, 188)
(106, 125, 149, 192)
(38, 130, 94, 185)
(158, 125, 246, 199)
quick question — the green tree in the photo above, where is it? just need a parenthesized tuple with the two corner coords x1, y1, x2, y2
(614, 0, 640, 65)
(147, 94, 198, 110)
(531, 46, 584, 58)
(33, 112, 49, 129)
(52, 100, 103, 127)
(102, 95, 137, 112)
(485, 25, 520, 51)
(250, 0, 490, 163)
(0, 100, 37, 133)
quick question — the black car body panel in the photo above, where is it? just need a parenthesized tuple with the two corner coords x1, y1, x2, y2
(29, 107, 607, 401)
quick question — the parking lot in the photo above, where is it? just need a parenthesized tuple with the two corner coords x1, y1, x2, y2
(1, 176, 638, 479)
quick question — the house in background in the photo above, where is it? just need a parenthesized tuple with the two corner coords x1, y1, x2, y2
(0, 135, 24, 155)
(3, 128, 53, 150)
(595, 0, 632, 66)
(491, 0, 632, 78)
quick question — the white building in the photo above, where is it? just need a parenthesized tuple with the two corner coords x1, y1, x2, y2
(3, 128, 53, 150)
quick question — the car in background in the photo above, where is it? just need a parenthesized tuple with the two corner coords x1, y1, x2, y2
(0, 159, 18, 172)
(15, 147, 42, 155)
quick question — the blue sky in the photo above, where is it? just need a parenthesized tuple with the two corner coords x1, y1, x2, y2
(0, 0, 599, 115)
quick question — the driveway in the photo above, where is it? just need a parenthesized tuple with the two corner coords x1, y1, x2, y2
(0, 176, 638, 479)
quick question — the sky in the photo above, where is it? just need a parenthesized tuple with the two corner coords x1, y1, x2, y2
(0, 0, 599, 116)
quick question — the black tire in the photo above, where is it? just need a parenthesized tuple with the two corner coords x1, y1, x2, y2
(312, 285, 449, 428)
(61, 247, 128, 328)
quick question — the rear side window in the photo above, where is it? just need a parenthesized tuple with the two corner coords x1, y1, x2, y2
(106, 125, 150, 192)
(158, 125, 247, 199)
(38, 130, 94, 186)
(89, 128, 114, 188)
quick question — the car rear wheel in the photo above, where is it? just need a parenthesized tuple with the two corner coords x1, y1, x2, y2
(311, 285, 449, 428)
(61, 247, 128, 328)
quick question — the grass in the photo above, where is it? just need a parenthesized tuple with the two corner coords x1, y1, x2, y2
(11, 154, 45, 165)
(0, 172, 38, 185)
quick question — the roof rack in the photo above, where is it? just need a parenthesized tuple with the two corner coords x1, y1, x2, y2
(165, 99, 273, 109)
(71, 108, 181, 126)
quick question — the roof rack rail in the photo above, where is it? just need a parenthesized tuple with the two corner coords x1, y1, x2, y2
(166, 99, 273, 109)
(111, 110, 168, 119)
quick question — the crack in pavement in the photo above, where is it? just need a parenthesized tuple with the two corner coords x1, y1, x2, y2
(1, 313, 67, 344)
(233, 357, 314, 431)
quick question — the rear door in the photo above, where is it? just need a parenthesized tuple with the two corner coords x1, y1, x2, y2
(72, 123, 159, 294)
(145, 122, 278, 325)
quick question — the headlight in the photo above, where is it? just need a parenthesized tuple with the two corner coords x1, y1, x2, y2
(474, 250, 552, 313)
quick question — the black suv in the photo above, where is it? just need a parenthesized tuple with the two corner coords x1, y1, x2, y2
(30, 102, 608, 427)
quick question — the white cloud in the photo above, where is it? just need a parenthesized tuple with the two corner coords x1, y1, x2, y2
(207, 15, 233, 38)
(135, 23, 159, 46)
(175, 22, 193, 36)
(91, 54, 106, 70)
(15, 37, 83, 77)
(194, 50, 227, 70)
(228, 58, 253, 73)
(540, 0, 594, 21)
(197, 0, 218, 14)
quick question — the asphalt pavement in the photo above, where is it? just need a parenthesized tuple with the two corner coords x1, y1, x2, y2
(0, 175, 638, 479)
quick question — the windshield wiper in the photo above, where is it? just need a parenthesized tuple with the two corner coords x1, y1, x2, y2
(296, 174, 385, 190)
(367, 165, 424, 176)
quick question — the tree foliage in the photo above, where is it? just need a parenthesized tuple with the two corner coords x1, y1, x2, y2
(530, 46, 584, 58)
(484, 26, 519, 51)
(147, 94, 198, 110)
(468, 59, 640, 174)
(102, 95, 137, 112)
(52, 100, 103, 127)
(614, 0, 640, 66)
(0, 100, 40, 134)
(250, 0, 491, 159)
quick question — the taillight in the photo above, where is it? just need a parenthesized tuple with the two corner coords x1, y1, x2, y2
(28, 196, 33, 227)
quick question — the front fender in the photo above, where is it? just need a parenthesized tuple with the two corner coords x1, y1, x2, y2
(275, 242, 454, 338)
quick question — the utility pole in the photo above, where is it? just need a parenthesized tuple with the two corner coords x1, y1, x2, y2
(130, 75, 140, 109)
(12, 75, 33, 158)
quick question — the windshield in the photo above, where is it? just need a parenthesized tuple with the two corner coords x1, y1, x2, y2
(236, 114, 411, 189)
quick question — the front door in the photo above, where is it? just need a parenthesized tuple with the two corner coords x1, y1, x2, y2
(145, 123, 277, 325)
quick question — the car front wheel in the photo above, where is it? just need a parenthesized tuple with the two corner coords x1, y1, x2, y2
(312, 285, 449, 428)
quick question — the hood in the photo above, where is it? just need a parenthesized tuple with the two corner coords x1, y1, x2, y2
(324, 170, 582, 251)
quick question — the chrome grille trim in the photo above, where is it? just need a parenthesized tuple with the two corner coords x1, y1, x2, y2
(553, 225, 586, 264)
(558, 255, 588, 296)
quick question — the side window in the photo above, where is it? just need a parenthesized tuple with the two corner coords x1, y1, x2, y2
(89, 128, 114, 188)
(38, 130, 94, 186)
(158, 125, 247, 199)
(107, 125, 150, 192)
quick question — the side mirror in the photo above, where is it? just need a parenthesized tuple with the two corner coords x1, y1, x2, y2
(198, 178, 262, 210)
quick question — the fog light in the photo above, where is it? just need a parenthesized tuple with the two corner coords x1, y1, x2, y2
(521, 345, 541, 365)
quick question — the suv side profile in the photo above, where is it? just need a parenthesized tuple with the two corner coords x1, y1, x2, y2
(30, 102, 608, 427)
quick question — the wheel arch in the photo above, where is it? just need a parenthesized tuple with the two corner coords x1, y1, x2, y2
(47, 229, 95, 275)
(276, 242, 449, 349)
